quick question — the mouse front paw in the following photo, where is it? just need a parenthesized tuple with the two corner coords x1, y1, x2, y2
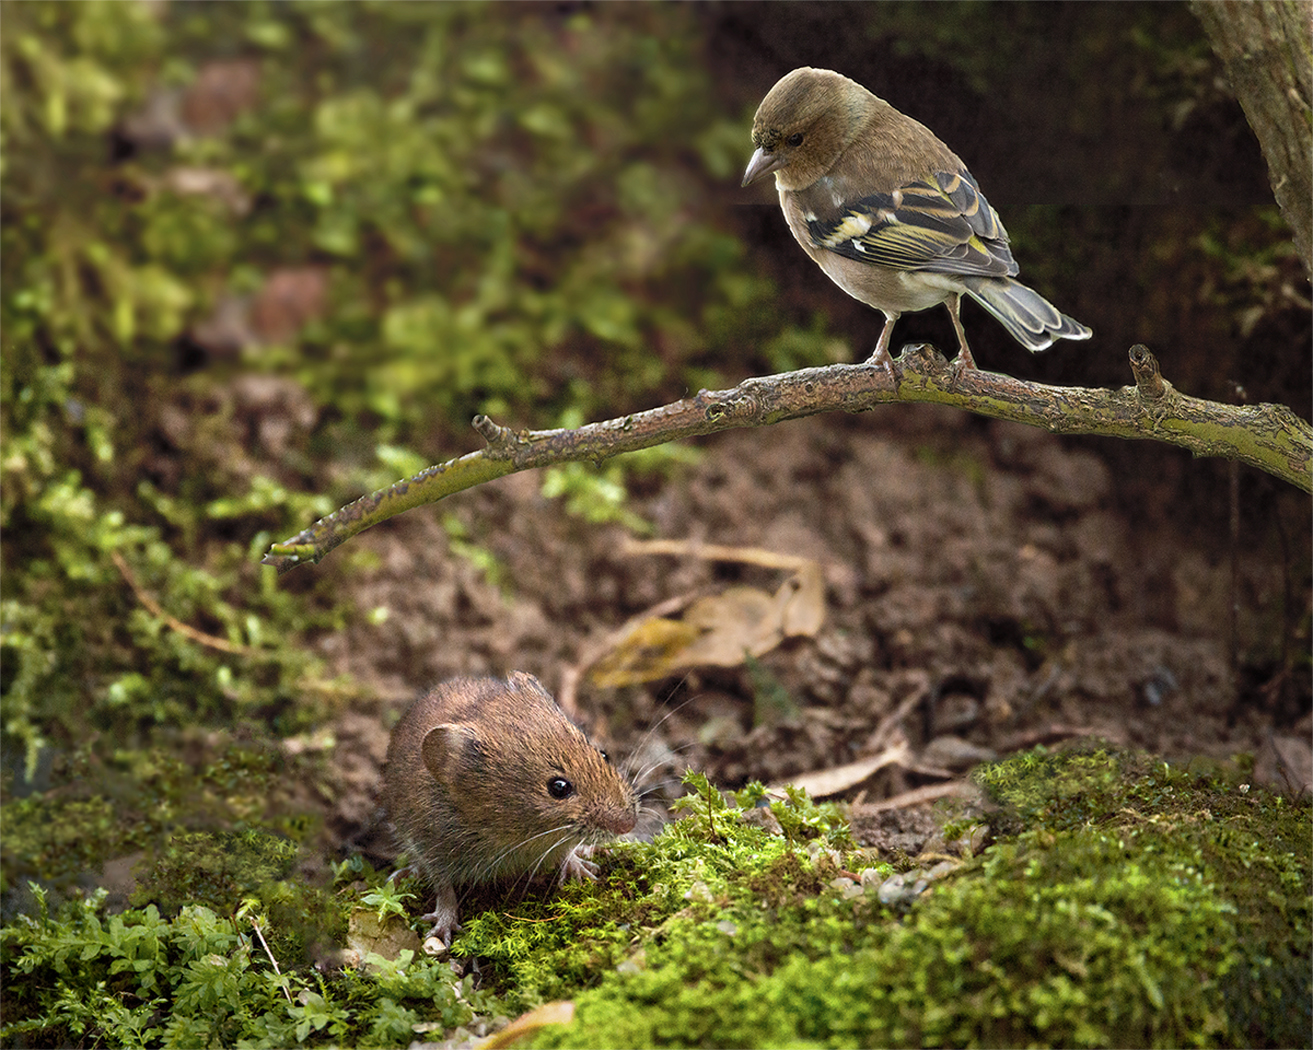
(559, 844, 600, 884)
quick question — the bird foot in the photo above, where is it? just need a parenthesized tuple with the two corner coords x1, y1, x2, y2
(947, 346, 978, 385)
(865, 345, 901, 380)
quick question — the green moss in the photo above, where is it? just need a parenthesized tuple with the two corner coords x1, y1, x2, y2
(0, 855, 499, 1048)
(3, 758, 1306, 1047)
(1, 733, 322, 898)
(530, 751, 1310, 1049)
(436, 773, 874, 1015)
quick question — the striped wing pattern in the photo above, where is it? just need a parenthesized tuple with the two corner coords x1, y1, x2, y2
(805, 171, 1018, 278)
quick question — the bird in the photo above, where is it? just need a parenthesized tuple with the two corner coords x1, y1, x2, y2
(742, 67, 1091, 373)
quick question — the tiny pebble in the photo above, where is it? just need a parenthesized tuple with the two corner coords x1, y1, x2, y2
(684, 880, 714, 903)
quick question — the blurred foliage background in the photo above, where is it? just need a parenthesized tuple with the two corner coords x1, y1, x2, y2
(1, 0, 1307, 908)
(1, 2, 792, 862)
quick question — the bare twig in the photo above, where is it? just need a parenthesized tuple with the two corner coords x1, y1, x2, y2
(262, 344, 1312, 573)
(248, 913, 294, 1004)
(112, 549, 253, 654)
(850, 780, 982, 814)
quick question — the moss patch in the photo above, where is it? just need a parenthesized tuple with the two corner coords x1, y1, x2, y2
(534, 750, 1310, 1049)
(1, 755, 1307, 1047)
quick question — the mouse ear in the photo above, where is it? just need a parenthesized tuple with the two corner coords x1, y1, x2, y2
(421, 723, 477, 783)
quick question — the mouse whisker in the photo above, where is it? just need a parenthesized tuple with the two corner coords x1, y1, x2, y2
(479, 823, 579, 884)
(622, 681, 701, 762)
(628, 739, 699, 794)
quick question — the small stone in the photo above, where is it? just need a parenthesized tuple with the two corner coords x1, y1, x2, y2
(684, 880, 714, 903)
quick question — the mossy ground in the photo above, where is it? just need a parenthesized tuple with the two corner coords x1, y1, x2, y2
(527, 751, 1310, 1049)
(2, 751, 1308, 1048)
(2, 3, 1308, 1048)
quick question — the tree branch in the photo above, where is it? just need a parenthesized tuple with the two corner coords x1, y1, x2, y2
(262, 345, 1312, 573)
(1192, 0, 1313, 278)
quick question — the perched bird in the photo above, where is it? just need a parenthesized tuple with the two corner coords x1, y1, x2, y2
(742, 67, 1091, 372)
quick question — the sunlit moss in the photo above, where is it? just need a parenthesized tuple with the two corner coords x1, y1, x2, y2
(2, 760, 1306, 1046)
(532, 752, 1310, 1049)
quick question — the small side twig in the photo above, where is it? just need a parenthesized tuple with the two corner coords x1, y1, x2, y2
(1128, 343, 1166, 399)
(248, 913, 294, 1004)
(262, 344, 1312, 573)
(111, 549, 252, 654)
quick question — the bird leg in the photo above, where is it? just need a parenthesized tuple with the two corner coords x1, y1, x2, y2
(866, 313, 900, 374)
(944, 295, 978, 373)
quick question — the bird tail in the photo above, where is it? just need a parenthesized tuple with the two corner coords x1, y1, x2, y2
(962, 277, 1091, 352)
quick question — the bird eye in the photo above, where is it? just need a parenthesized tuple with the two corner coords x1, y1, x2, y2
(547, 777, 575, 800)
(786, 132, 804, 147)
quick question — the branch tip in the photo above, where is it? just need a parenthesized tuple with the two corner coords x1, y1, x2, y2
(472, 414, 504, 444)
(1129, 344, 1167, 400)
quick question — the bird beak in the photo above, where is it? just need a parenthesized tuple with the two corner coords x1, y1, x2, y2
(741, 146, 786, 188)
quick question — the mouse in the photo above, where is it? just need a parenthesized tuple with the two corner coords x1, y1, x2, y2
(382, 671, 639, 945)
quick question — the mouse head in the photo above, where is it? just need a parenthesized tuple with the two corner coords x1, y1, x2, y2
(418, 675, 637, 841)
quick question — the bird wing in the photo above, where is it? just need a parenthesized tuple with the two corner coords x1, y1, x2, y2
(803, 171, 1018, 278)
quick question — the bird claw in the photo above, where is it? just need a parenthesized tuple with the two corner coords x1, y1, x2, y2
(866, 345, 901, 381)
(947, 345, 977, 385)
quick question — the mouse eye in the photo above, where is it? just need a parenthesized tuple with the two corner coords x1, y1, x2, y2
(547, 777, 575, 800)
(598, 749, 610, 763)
(786, 132, 804, 147)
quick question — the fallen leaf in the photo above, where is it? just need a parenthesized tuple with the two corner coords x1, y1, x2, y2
(778, 559, 825, 637)
(586, 542, 828, 687)
(479, 1001, 575, 1049)
(346, 909, 421, 967)
(1270, 734, 1313, 793)
(775, 741, 911, 798)
(588, 617, 700, 688)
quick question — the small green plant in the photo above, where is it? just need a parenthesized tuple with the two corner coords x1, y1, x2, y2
(360, 882, 415, 925)
(0, 875, 496, 1048)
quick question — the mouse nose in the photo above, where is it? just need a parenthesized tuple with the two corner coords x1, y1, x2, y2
(605, 809, 637, 835)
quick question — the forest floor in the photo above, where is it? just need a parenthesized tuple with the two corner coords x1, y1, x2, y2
(303, 403, 1312, 861)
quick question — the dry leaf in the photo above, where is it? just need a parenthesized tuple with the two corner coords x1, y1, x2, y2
(346, 909, 421, 967)
(1270, 734, 1313, 793)
(479, 1001, 576, 1048)
(775, 741, 911, 798)
(589, 617, 701, 687)
(586, 540, 829, 687)
(680, 585, 782, 664)
(778, 560, 825, 637)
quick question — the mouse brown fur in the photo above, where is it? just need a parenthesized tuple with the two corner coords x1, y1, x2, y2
(383, 671, 638, 943)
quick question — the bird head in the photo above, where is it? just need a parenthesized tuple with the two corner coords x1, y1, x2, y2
(742, 67, 869, 191)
